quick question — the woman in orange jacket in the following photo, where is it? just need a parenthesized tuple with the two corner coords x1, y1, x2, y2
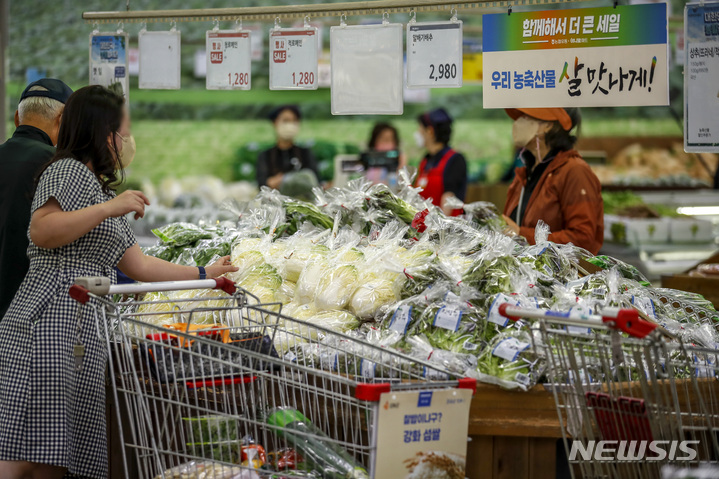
(501, 107, 604, 255)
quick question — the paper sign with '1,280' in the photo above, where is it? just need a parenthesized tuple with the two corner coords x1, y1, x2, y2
(269, 28, 319, 90)
(482, 3, 669, 108)
(206, 30, 252, 90)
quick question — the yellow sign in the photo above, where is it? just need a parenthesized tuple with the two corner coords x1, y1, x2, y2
(373, 388, 472, 479)
(463, 52, 483, 84)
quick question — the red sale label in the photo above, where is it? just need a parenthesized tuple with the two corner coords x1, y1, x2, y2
(210, 51, 223, 64)
(273, 50, 287, 63)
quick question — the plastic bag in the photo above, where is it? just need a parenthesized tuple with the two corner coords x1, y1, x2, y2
(474, 329, 544, 391)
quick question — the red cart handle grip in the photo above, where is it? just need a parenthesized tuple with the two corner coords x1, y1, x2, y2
(601, 308, 656, 338)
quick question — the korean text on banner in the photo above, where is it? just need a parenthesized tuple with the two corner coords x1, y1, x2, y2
(139, 30, 181, 90)
(270, 28, 319, 90)
(89, 33, 129, 98)
(373, 388, 472, 478)
(482, 4, 669, 108)
(684, 2, 719, 153)
(206, 30, 252, 90)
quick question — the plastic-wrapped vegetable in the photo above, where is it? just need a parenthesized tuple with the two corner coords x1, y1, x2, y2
(314, 264, 359, 310)
(308, 310, 360, 334)
(168, 289, 234, 325)
(584, 255, 650, 286)
(135, 292, 179, 326)
(238, 264, 283, 293)
(475, 329, 544, 391)
(349, 271, 398, 320)
(296, 260, 329, 305)
(462, 254, 521, 295)
(408, 300, 484, 354)
(151, 222, 213, 246)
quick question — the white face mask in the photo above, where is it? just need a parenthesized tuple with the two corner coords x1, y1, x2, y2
(276, 121, 300, 141)
(117, 133, 136, 168)
(413, 130, 425, 149)
(512, 116, 542, 150)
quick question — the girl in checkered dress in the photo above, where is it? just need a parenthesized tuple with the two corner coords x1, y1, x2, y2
(0, 86, 237, 479)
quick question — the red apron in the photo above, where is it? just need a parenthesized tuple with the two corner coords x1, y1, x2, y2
(416, 148, 463, 216)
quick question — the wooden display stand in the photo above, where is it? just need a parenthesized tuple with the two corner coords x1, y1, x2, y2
(661, 251, 719, 309)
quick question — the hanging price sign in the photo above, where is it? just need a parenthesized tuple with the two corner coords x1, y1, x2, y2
(139, 29, 182, 90)
(407, 21, 463, 88)
(206, 30, 252, 90)
(269, 28, 319, 90)
(89, 32, 129, 98)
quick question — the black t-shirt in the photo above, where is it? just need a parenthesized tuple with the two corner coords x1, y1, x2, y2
(422, 146, 467, 201)
(510, 149, 561, 224)
(256, 145, 319, 187)
(0, 125, 55, 319)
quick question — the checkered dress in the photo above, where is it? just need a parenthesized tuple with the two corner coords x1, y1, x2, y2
(0, 158, 136, 479)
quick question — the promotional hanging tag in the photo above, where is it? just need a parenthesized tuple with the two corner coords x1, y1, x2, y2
(407, 20, 463, 88)
(139, 26, 182, 89)
(206, 29, 252, 90)
(330, 19, 404, 115)
(270, 27, 319, 90)
(89, 30, 130, 98)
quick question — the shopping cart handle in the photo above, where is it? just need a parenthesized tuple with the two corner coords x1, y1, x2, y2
(70, 276, 237, 300)
(601, 308, 656, 338)
(498, 303, 522, 321)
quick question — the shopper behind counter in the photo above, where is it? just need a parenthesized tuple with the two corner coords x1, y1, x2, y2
(256, 105, 319, 192)
(501, 107, 604, 255)
(414, 108, 467, 216)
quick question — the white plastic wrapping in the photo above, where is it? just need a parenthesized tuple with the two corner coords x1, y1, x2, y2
(330, 21, 404, 115)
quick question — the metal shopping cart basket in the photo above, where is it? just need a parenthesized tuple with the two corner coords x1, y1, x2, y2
(498, 304, 719, 479)
(70, 277, 476, 479)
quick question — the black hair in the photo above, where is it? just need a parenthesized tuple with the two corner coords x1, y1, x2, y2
(368, 122, 400, 149)
(544, 108, 581, 152)
(432, 122, 452, 145)
(269, 105, 301, 122)
(41, 85, 125, 194)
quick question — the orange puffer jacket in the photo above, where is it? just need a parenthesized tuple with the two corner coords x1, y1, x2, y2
(503, 149, 604, 255)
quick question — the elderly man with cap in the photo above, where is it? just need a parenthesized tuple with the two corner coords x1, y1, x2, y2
(501, 107, 604, 255)
(414, 107, 467, 216)
(256, 105, 319, 194)
(0, 79, 73, 319)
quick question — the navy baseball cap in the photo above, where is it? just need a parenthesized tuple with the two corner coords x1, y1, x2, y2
(419, 107, 453, 127)
(19, 78, 73, 105)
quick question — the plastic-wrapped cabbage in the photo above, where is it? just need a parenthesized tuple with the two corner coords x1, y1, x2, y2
(314, 264, 360, 310)
(332, 247, 364, 265)
(135, 292, 179, 326)
(284, 244, 329, 283)
(406, 335, 477, 377)
(238, 264, 283, 293)
(308, 310, 360, 333)
(296, 260, 328, 305)
(349, 271, 398, 320)
(274, 281, 296, 304)
(168, 289, 234, 325)
(475, 329, 544, 391)
(229, 250, 266, 284)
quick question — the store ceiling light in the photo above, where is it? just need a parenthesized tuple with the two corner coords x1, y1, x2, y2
(676, 206, 719, 216)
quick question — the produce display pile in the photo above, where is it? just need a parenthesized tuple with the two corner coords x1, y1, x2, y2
(141, 177, 719, 391)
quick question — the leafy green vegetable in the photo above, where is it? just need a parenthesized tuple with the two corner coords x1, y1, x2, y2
(284, 200, 334, 233)
(476, 329, 543, 390)
(462, 255, 520, 295)
(585, 255, 650, 285)
(151, 222, 213, 247)
(369, 187, 419, 225)
(408, 303, 483, 354)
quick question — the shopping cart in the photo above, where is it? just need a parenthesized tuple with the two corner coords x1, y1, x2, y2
(70, 277, 476, 479)
(498, 304, 719, 479)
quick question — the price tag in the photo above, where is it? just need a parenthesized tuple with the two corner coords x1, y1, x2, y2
(566, 306, 593, 335)
(631, 296, 657, 320)
(139, 29, 181, 90)
(270, 28, 319, 90)
(406, 21, 463, 88)
(389, 305, 412, 334)
(246, 25, 264, 61)
(206, 30, 252, 90)
(433, 306, 462, 332)
(89, 32, 129, 98)
(492, 337, 530, 362)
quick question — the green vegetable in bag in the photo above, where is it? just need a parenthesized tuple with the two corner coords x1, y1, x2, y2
(151, 222, 213, 247)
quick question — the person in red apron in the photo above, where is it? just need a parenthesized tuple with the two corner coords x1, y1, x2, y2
(414, 108, 467, 216)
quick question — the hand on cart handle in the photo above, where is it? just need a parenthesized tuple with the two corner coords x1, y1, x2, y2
(498, 303, 664, 339)
(69, 275, 237, 304)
